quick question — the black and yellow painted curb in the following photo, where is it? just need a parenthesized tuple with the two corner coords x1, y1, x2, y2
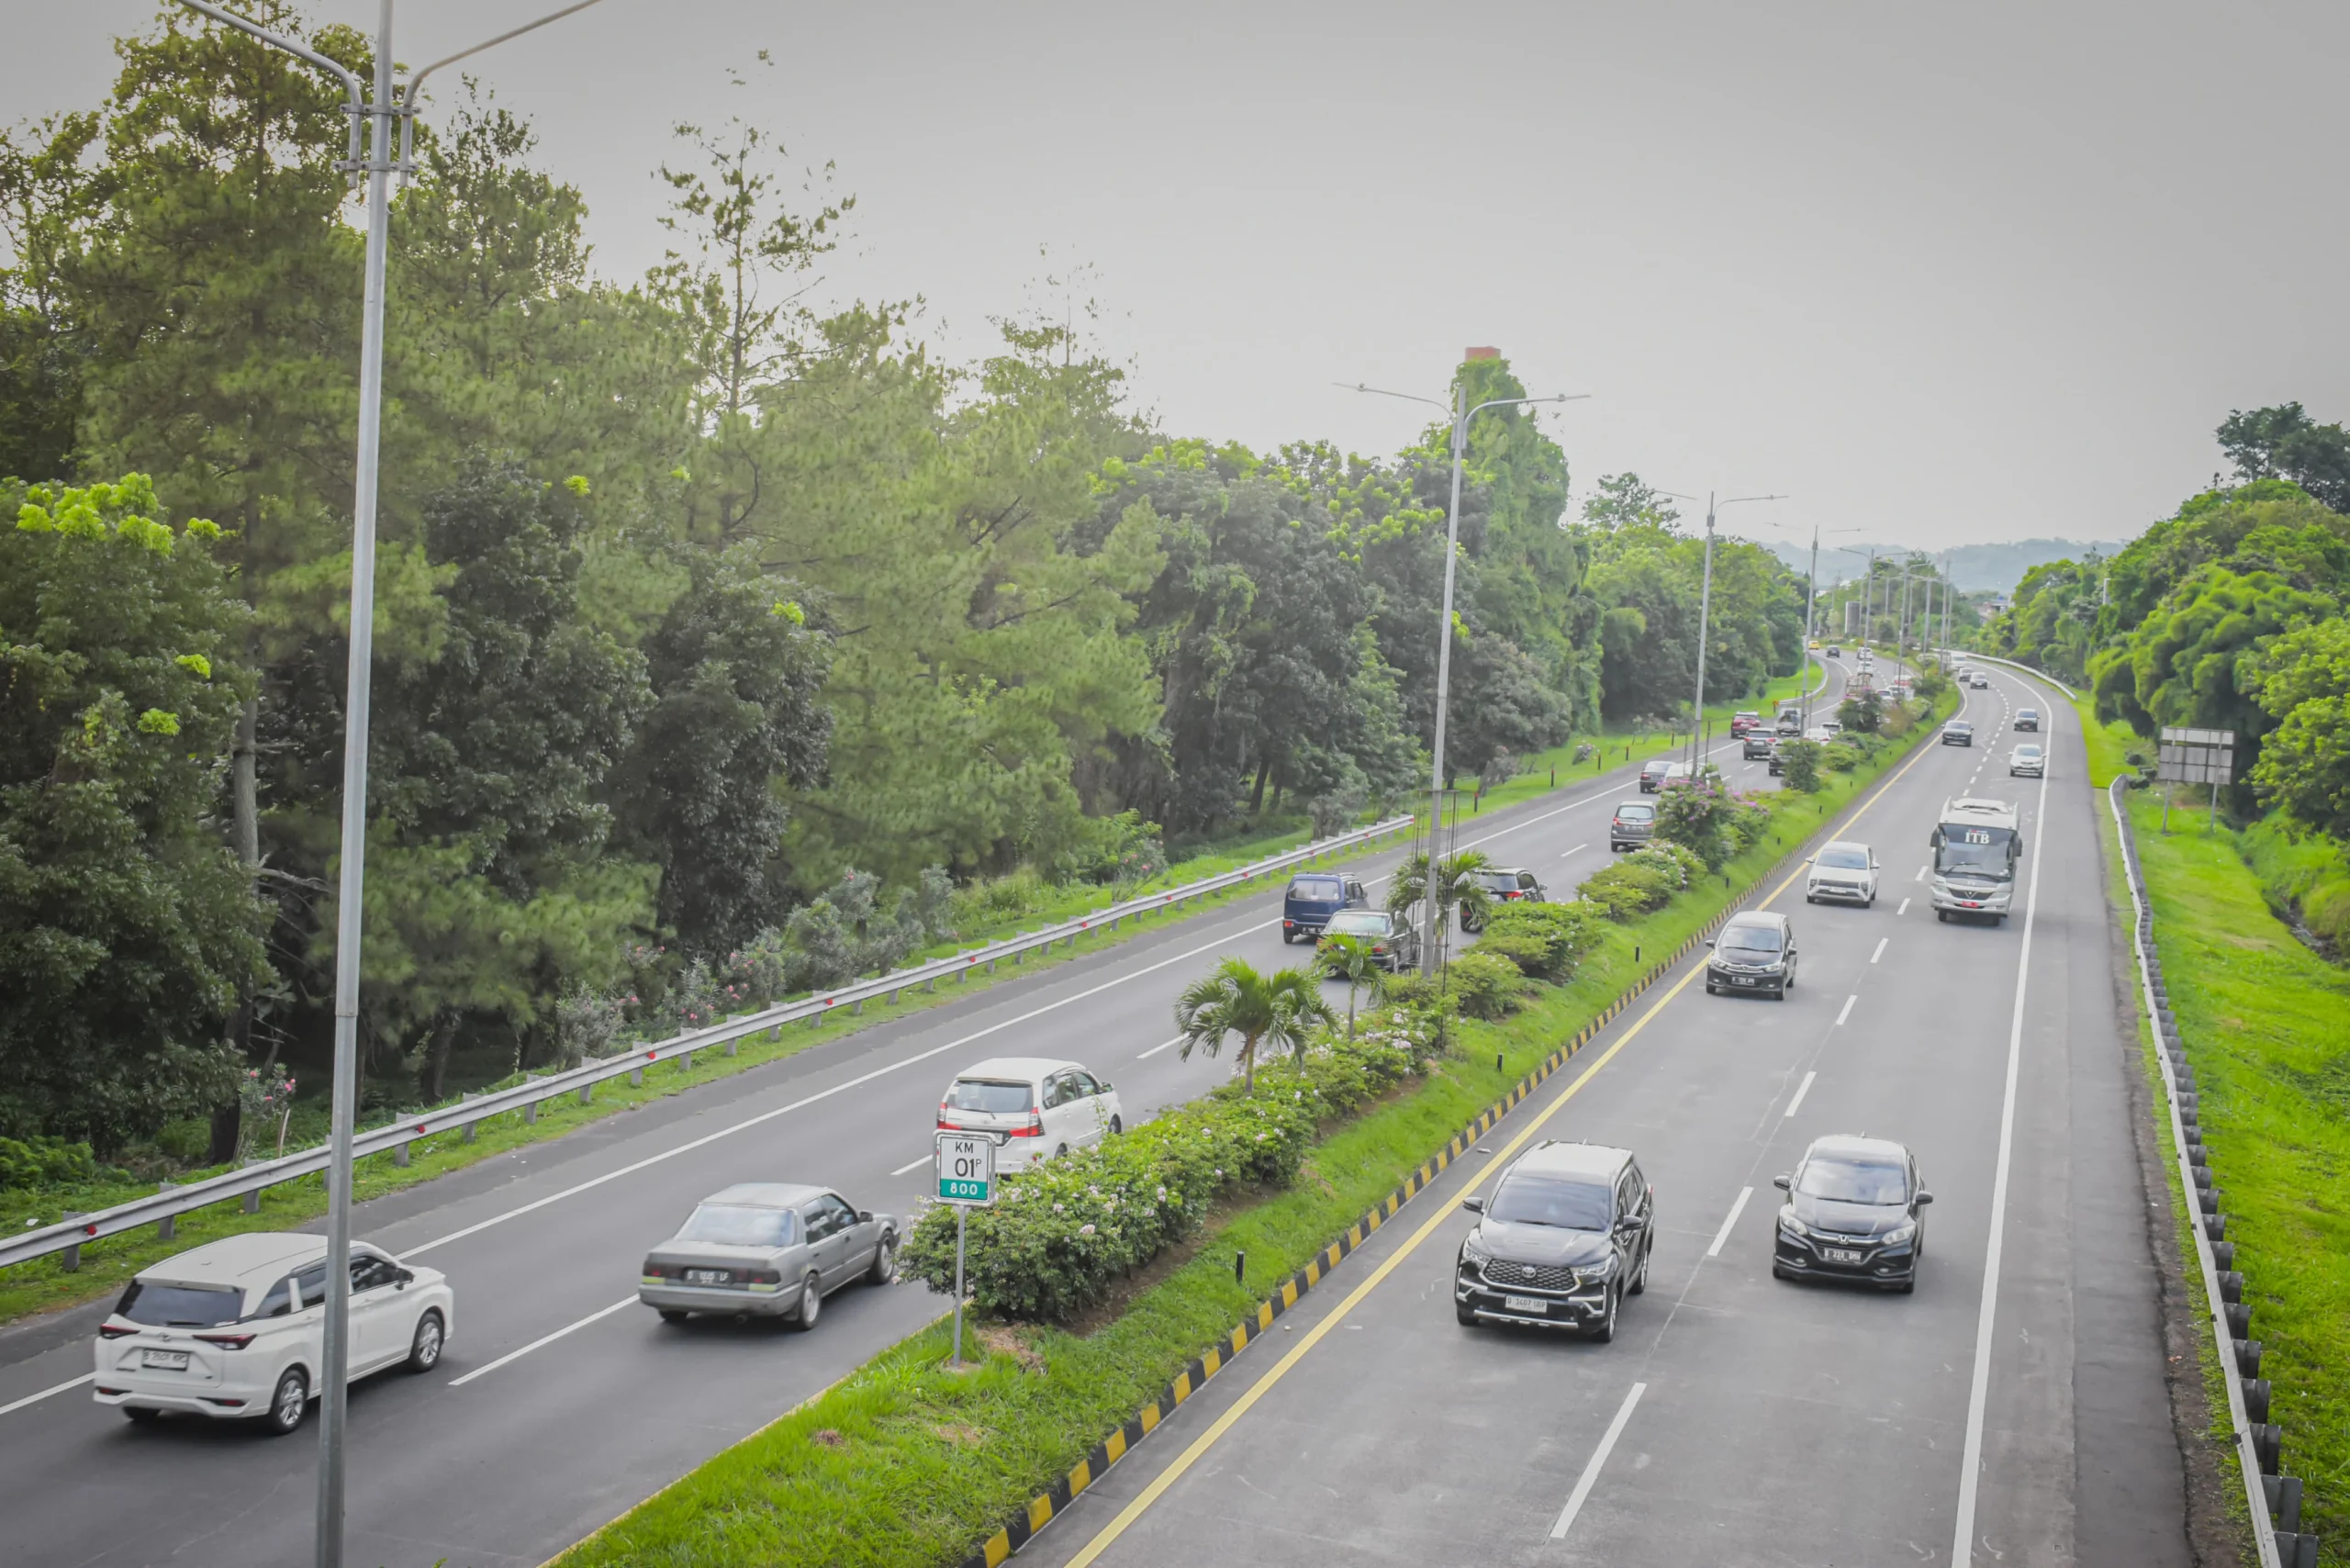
(954, 870, 1780, 1568)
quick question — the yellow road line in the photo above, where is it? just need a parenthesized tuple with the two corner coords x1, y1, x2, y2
(1060, 715, 1953, 1568)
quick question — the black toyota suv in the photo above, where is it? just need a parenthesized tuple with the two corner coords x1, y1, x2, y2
(1455, 1140, 1653, 1340)
(1772, 1134, 1932, 1293)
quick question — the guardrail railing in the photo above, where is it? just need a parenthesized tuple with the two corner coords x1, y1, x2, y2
(2, 815, 1416, 1274)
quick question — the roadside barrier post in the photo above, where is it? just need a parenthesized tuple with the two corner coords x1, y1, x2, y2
(953, 1209, 968, 1367)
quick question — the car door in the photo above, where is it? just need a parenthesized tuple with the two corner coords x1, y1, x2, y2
(1344, 878, 1368, 910)
(346, 1254, 406, 1372)
(1037, 1070, 1079, 1152)
(808, 1195, 862, 1287)
(824, 1193, 878, 1279)
(1782, 923, 1799, 983)
(1517, 871, 1545, 903)
(1067, 1072, 1112, 1148)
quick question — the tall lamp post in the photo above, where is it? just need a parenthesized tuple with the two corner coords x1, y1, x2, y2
(1656, 489, 1785, 771)
(1342, 376, 1589, 973)
(1837, 545, 1877, 650)
(168, 6, 609, 1565)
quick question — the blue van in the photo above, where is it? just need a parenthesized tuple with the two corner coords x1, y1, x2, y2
(1281, 872, 1369, 944)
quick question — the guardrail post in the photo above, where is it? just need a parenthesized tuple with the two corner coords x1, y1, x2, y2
(461, 1094, 479, 1142)
(682, 1048, 695, 1071)
(156, 1182, 176, 1241)
(392, 1141, 410, 1169)
(578, 1081, 594, 1106)
(524, 1098, 538, 1126)
(61, 1213, 84, 1271)
(727, 1036, 741, 1056)
(242, 1185, 261, 1214)
(630, 1064, 645, 1087)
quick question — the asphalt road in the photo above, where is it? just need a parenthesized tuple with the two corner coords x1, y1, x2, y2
(0, 665, 1846, 1568)
(1017, 663, 2190, 1568)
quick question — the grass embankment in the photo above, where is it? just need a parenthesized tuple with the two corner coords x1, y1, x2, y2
(0, 824, 1406, 1327)
(552, 691, 1949, 1568)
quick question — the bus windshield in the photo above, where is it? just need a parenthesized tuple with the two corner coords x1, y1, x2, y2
(1936, 826, 2016, 879)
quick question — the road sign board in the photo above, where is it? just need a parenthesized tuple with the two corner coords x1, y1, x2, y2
(2157, 727, 2235, 785)
(935, 1132, 995, 1205)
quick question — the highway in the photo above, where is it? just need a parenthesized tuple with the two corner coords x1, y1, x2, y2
(1018, 662, 2190, 1568)
(0, 666, 1843, 1568)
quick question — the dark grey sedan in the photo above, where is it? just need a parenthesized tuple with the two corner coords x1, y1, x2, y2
(639, 1183, 899, 1330)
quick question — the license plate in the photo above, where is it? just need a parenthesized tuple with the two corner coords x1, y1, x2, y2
(1502, 1295, 1549, 1314)
(683, 1269, 731, 1285)
(1823, 1248, 1863, 1264)
(141, 1349, 191, 1370)
(1735, 977, 1755, 986)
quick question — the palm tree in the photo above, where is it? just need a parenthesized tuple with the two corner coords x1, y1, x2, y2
(1387, 847, 1496, 961)
(1172, 958, 1337, 1095)
(1315, 934, 1388, 1039)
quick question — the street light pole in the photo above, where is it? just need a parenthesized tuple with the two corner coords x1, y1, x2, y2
(166, 6, 608, 1564)
(1658, 490, 1784, 772)
(1342, 377, 1588, 974)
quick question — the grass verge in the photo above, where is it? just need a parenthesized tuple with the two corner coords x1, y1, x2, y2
(550, 692, 1949, 1568)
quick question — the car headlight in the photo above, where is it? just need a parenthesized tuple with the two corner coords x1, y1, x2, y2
(1777, 1208, 1808, 1238)
(1882, 1222, 1916, 1246)
(1459, 1233, 1493, 1268)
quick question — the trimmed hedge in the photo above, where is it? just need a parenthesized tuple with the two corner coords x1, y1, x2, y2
(1577, 841, 1706, 920)
(1446, 950, 1527, 1019)
(1473, 900, 1608, 982)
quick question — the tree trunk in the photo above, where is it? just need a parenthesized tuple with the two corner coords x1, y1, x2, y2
(210, 687, 263, 1167)
(206, 1101, 241, 1165)
(423, 1014, 458, 1103)
(1242, 1033, 1258, 1097)
(1248, 756, 1271, 815)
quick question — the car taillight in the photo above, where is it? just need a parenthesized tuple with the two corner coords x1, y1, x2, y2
(1006, 1111, 1046, 1138)
(98, 1323, 138, 1340)
(195, 1332, 255, 1350)
(642, 1261, 665, 1279)
(747, 1268, 782, 1285)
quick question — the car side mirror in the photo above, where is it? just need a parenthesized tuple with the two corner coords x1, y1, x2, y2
(1099, 1081, 1113, 1093)
(857, 1210, 873, 1224)
(1460, 1194, 1484, 1214)
(1915, 1191, 1933, 1205)
(1772, 1173, 1791, 1191)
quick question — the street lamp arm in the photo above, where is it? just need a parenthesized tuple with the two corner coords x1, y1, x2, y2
(1337, 381, 1448, 411)
(173, 0, 365, 172)
(398, 0, 610, 169)
(1716, 493, 1786, 509)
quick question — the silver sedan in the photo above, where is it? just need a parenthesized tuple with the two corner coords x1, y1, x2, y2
(639, 1182, 900, 1330)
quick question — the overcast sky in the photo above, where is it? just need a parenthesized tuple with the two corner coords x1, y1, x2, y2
(10, 1, 2348, 557)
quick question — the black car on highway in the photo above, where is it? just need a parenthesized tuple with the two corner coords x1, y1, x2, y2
(1772, 1135, 1931, 1292)
(1456, 1140, 1653, 1339)
(1460, 867, 1547, 932)
(1941, 721, 1974, 746)
(1706, 912, 1798, 998)
(2014, 708, 2040, 732)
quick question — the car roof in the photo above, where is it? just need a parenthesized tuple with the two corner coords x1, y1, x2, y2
(1515, 1140, 1634, 1182)
(1804, 1134, 1910, 1164)
(1722, 910, 1789, 931)
(1819, 839, 1870, 853)
(955, 1056, 1080, 1083)
(134, 1231, 331, 1289)
(1481, 865, 1530, 876)
(1616, 799, 1653, 810)
(699, 1182, 832, 1209)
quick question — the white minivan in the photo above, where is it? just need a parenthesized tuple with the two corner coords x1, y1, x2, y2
(935, 1057, 1125, 1168)
(94, 1232, 454, 1434)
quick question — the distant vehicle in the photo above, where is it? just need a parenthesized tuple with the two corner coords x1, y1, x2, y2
(1729, 710, 1762, 737)
(1941, 721, 1974, 746)
(1455, 1139, 1653, 1338)
(1826, 646, 1842, 659)
(640, 1184, 899, 1329)
(94, 1233, 453, 1434)
(1817, 717, 1843, 735)
(1320, 907, 1421, 971)
(935, 1057, 1123, 1167)
(1802, 725, 1837, 745)
(1609, 800, 1656, 852)
(1281, 871, 1367, 943)
(2009, 743, 2045, 778)
(1776, 697, 1806, 722)
(1969, 672, 1990, 689)
(1773, 1135, 1931, 1293)
(1462, 867, 1547, 931)
(1707, 911, 1799, 998)
(1776, 710, 1805, 736)
(1742, 732, 1777, 761)
(1805, 841, 1880, 907)
(1639, 757, 1690, 793)
(1930, 797, 2023, 923)
(2014, 708, 2040, 732)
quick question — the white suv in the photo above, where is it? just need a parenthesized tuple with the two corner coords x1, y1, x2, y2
(1805, 840, 1880, 906)
(937, 1057, 1125, 1168)
(95, 1233, 454, 1435)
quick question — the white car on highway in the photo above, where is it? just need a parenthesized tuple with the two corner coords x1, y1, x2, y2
(1805, 840, 1880, 906)
(936, 1057, 1124, 1168)
(94, 1233, 453, 1435)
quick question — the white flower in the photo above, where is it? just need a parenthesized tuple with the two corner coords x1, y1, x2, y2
(1214, 1169, 1224, 1178)
(1156, 1186, 1168, 1200)
(1079, 1224, 1096, 1236)
(1053, 1202, 1066, 1213)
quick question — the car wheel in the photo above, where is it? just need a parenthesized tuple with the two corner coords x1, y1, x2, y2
(1588, 1286, 1617, 1344)
(1937, 910, 1950, 924)
(123, 1406, 162, 1425)
(1628, 1240, 1651, 1296)
(1772, 1263, 1792, 1282)
(1896, 1273, 1917, 1295)
(657, 1308, 688, 1323)
(264, 1368, 308, 1437)
(795, 1272, 823, 1332)
(1055, 1143, 1069, 1159)
(1109, 1115, 1124, 1137)
(1456, 1301, 1480, 1327)
(1805, 894, 1816, 904)
(1706, 984, 1719, 995)
(868, 1232, 899, 1286)
(403, 1309, 445, 1374)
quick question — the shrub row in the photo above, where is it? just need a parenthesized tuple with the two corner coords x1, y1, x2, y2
(1576, 841, 1707, 921)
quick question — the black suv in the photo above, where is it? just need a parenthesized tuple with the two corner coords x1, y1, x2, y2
(1772, 1134, 1932, 1293)
(2013, 708, 2040, 732)
(1461, 867, 1546, 931)
(1706, 911, 1798, 998)
(1941, 721, 1974, 746)
(1456, 1140, 1653, 1339)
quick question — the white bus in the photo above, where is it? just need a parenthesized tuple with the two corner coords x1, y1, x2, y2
(1930, 797, 2021, 924)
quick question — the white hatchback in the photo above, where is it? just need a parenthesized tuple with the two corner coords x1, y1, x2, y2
(94, 1232, 454, 1435)
(936, 1057, 1124, 1169)
(1805, 840, 1880, 906)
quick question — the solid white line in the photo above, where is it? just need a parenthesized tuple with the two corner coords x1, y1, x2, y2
(1835, 994, 1857, 1026)
(1915, 865, 1927, 882)
(1550, 1382, 1649, 1540)
(1897, 897, 1911, 916)
(1951, 689, 2054, 1562)
(1136, 1035, 1182, 1059)
(1784, 1070, 1817, 1118)
(449, 1296, 635, 1387)
(1561, 843, 1589, 858)
(890, 1153, 932, 1176)
(0, 1373, 90, 1418)
(1706, 1188, 1753, 1259)
(1870, 937, 1888, 965)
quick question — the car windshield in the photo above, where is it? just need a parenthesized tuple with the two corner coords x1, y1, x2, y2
(1325, 911, 1390, 935)
(1475, 871, 1517, 892)
(1488, 1173, 1614, 1231)
(1946, 722, 1971, 733)
(2020, 710, 2038, 719)
(1720, 922, 1783, 954)
(677, 1204, 799, 1249)
(1642, 760, 1668, 774)
(1818, 846, 1869, 869)
(947, 1078, 1034, 1113)
(2016, 746, 2042, 758)
(1796, 1158, 1908, 1204)
(114, 1280, 243, 1327)
(1288, 875, 1344, 901)
(1616, 803, 1653, 821)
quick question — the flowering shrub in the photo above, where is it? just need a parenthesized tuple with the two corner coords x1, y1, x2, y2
(1652, 766, 1762, 870)
(1577, 843, 1704, 920)
(236, 1068, 297, 1160)
(1474, 901, 1608, 981)
(1446, 950, 1527, 1019)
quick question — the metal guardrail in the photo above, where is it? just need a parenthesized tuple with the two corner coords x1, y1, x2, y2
(2, 815, 1416, 1274)
(1938, 649, 2081, 700)
(2108, 773, 2302, 1567)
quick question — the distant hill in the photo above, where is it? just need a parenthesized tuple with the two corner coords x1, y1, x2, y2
(1759, 537, 2134, 594)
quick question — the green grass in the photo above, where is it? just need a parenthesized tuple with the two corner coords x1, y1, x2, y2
(551, 689, 1949, 1568)
(2116, 786, 2350, 1558)
(0, 824, 1409, 1327)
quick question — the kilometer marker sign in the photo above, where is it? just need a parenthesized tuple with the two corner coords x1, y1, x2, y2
(936, 1132, 995, 1205)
